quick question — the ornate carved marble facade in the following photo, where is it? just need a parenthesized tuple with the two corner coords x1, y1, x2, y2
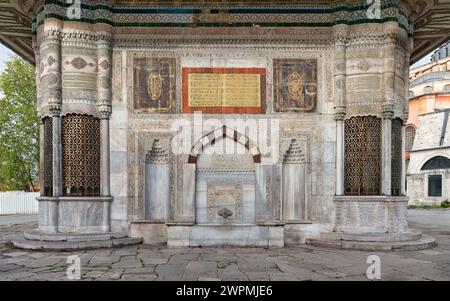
(32, 0, 412, 246)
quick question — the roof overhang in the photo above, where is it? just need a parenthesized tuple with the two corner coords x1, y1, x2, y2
(1, 0, 449, 65)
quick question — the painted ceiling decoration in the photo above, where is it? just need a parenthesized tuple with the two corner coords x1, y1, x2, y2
(0, 0, 449, 65)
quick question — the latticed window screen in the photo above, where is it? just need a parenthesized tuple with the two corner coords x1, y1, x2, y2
(43, 117, 53, 197)
(391, 118, 403, 196)
(405, 125, 416, 152)
(344, 116, 381, 196)
(62, 114, 100, 196)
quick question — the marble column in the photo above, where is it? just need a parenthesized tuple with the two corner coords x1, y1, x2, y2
(40, 26, 62, 232)
(97, 33, 112, 197)
(97, 32, 112, 232)
(381, 28, 396, 196)
(401, 125, 406, 195)
(332, 24, 348, 196)
(335, 110, 345, 196)
(381, 107, 393, 195)
(39, 120, 44, 197)
(401, 38, 413, 196)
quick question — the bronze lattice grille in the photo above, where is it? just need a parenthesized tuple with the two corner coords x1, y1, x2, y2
(391, 118, 403, 196)
(62, 114, 100, 196)
(43, 117, 53, 197)
(344, 116, 381, 196)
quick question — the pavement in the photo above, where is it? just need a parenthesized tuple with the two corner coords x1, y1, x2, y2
(0, 210, 449, 281)
(0, 214, 38, 225)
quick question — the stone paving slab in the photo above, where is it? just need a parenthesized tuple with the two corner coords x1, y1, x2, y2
(0, 212, 450, 281)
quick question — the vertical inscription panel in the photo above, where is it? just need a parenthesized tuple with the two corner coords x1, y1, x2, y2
(133, 58, 176, 113)
(273, 59, 317, 112)
(182, 68, 266, 114)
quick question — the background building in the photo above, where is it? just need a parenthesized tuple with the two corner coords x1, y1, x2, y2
(407, 41, 450, 205)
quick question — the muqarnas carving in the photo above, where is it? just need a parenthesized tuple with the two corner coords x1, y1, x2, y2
(273, 59, 317, 112)
(133, 58, 176, 112)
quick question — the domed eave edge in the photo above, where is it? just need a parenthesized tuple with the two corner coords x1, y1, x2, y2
(400, 0, 450, 65)
(2, 0, 450, 66)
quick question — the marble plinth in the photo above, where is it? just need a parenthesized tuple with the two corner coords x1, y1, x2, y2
(334, 196, 409, 234)
(130, 221, 167, 245)
(167, 225, 284, 247)
(37, 196, 112, 233)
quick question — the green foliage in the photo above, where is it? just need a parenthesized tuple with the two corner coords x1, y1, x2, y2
(408, 202, 449, 209)
(0, 56, 38, 191)
(441, 200, 450, 208)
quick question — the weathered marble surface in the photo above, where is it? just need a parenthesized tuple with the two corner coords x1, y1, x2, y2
(145, 164, 170, 221)
(334, 196, 409, 234)
(38, 198, 111, 234)
(282, 164, 306, 221)
(167, 225, 284, 247)
(130, 222, 167, 245)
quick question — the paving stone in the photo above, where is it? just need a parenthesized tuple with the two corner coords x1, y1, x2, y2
(0, 263, 22, 272)
(120, 273, 157, 281)
(183, 261, 217, 281)
(82, 270, 107, 279)
(88, 255, 120, 267)
(140, 257, 168, 265)
(95, 270, 123, 281)
(169, 253, 200, 264)
(123, 267, 156, 274)
(111, 259, 142, 269)
(155, 264, 185, 281)
(21, 256, 64, 268)
(245, 272, 270, 281)
(3, 251, 30, 257)
(1, 216, 450, 281)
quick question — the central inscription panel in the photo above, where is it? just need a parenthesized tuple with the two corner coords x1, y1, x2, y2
(182, 68, 266, 114)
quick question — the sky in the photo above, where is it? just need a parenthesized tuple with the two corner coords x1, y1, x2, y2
(0, 43, 14, 73)
(411, 52, 433, 69)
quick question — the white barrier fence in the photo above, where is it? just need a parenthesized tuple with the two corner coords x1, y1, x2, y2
(0, 192, 39, 215)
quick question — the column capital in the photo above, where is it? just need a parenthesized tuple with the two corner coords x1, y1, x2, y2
(48, 102, 61, 117)
(332, 24, 349, 46)
(98, 104, 112, 119)
(334, 106, 346, 121)
(381, 103, 394, 119)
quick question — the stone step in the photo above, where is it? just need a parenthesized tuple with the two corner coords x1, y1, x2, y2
(319, 231, 423, 242)
(24, 230, 128, 242)
(306, 234, 437, 251)
(10, 236, 142, 251)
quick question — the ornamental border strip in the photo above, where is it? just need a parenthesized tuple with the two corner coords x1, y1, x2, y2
(32, 0, 413, 36)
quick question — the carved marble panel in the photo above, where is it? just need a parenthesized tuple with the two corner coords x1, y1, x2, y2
(207, 180, 243, 223)
(133, 58, 176, 113)
(273, 59, 317, 112)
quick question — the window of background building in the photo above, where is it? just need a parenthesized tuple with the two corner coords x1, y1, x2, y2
(424, 86, 434, 94)
(444, 84, 450, 93)
(405, 125, 416, 151)
(421, 156, 450, 170)
(428, 175, 443, 197)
